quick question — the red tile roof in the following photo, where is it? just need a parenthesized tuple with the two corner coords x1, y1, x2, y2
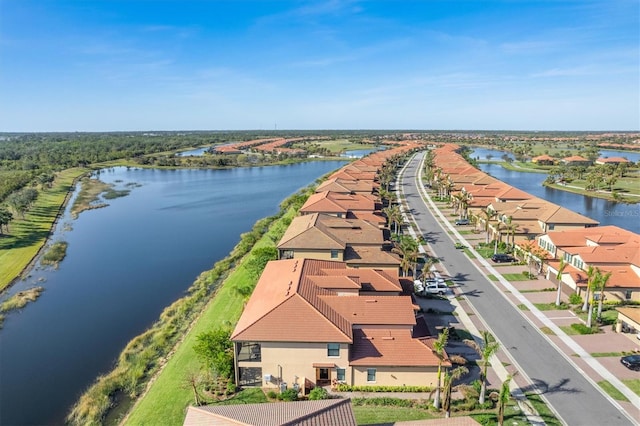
(350, 328, 446, 367)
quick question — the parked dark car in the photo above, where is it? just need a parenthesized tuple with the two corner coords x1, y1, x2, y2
(491, 253, 516, 263)
(454, 218, 470, 225)
(621, 354, 640, 371)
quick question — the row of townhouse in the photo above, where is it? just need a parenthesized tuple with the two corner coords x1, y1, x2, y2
(431, 144, 640, 302)
(530, 154, 632, 166)
(230, 141, 451, 393)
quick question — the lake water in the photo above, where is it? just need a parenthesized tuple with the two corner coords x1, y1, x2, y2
(470, 148, 640, 233)
(0, 161, 346, 425)
(177, 147, 210, 156)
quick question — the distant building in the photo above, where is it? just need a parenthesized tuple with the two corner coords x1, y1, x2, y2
(595, 157, 631, 165)
(561, 155, 591, 166)
(531, 154, 555, 165)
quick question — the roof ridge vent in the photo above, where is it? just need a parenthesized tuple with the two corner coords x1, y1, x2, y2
(365, 299, 377, 303)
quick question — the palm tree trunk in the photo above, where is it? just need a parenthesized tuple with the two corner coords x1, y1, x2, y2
(582, 287, 590, 312)
(597, 292, 604, 321)
(555, 282, 563, 306)
(586, 303, 593, 328)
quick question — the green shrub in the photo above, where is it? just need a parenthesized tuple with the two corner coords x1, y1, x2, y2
(336, 384, 431, 392)
(267, 390, 278, 399)
(569, 293, 582, 305)
(279, 388, 299, 401)
(571, 323, 597, 334)
(308, 387, 329, 400)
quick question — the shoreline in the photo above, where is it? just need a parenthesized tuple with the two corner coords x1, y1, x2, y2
(3, 169, 90, 293)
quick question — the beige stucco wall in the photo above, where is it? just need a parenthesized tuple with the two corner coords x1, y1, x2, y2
(291, 249, 343, 261)
(352, 366, 438, 387)
(252, 342, 350, 389)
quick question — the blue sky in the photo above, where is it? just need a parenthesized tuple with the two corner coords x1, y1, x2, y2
(1, 0, 638, 131)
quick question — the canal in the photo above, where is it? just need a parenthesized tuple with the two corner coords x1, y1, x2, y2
(0, 161, 346, 425)
(470, 147, 640, 233)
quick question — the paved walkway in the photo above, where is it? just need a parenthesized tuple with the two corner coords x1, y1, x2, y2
(398, 152, 640, 425)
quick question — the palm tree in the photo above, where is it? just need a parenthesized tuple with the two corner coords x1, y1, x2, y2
(442, 366, 469, 418)
(582, 265, 596, 312)
(480, 209, 497, 244)
(392, 236, 419, 278)
(596, 270, 612, 322)
(383, 205, 402, 235)
(464, 331, 500, 404)
(497, 374, 513, 426)
(555, 259, 567, 306)
(432, 327, 449, 409)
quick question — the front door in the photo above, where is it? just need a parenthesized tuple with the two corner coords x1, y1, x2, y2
(316, 368, 331, 386)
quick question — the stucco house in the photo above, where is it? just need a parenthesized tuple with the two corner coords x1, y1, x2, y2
(539, 226, 640, 302)
(231, 259, 446, 392)
(277, 213, 399, 270)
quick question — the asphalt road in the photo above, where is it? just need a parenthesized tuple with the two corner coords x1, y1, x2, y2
(399, 151, 633, 426)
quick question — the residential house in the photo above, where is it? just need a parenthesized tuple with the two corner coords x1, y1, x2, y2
(277, 213, 399, 270)
(299, 191, 376, 219)
(539, 226, 640, 302)
(595, 157, 632, 165)
(231, 259, 446, 392)
(531, 155, 555, 165)
(561, 155, 592, 166)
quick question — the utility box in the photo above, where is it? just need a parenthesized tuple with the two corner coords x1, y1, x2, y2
(280, 382, 287, 393)
(264, 374, 272, 383)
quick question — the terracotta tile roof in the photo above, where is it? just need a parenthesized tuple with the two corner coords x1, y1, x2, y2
(349, 211, 386, 227)
(537, 204, 599, 225)
(300, 192, 375, 215)
(617, 307, 640, 324)
(596, 157, 631, 164)
(315, 178, 375, 194)
(278, 213, 384, 252)
(350, 328, 445, 367)
(300, 192, 349, 215)
(562, 155, 590, 162)
(494, 186, 534, 201)
(546, 226, 637, 258)
(344, 246, 401, 269)
(322, 295, 417, 326)
(277, 214, 345, 250)
(319, 267, 402, 292)
(231, 259, 352, 343)
(183, 398, 357, 426)
(532, 154, 555, 162)
(233, 259, 410, 343)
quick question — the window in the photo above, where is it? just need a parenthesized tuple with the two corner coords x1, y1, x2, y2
(367, 368, 376, 382)
(548, 224, 555, 231)
(336, 368, 345, 382)
(281, 250, 294, 260)
(625, 290, 632, 300)
(327, 343, 340, 357)
(330, 249, 339, 259)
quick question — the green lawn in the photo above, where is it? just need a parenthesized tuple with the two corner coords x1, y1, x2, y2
(354, 406, 436, 424)
(123, 209, 296, 425)
(502, 273, 532, 282)
(622, 379, 640, 396)
(0, 168, 88, 290)
(598, 380, 629, 402)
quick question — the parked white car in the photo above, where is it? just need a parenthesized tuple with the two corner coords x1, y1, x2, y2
(425, 282, 449, 295)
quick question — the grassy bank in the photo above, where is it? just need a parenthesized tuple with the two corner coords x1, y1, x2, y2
(66, 185, 314, 425)
(543, 181, 639, 203)
(0, 167, 88, 291)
